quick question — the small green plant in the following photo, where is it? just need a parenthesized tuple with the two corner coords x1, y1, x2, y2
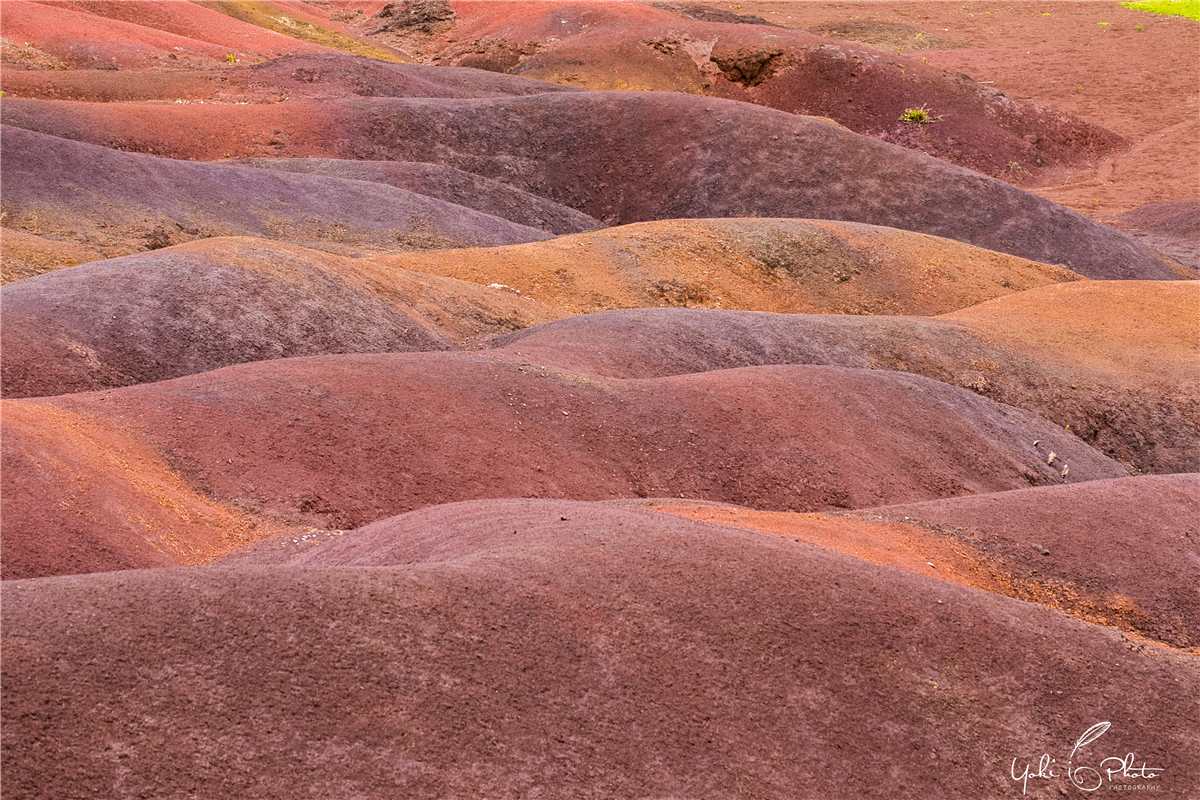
(1097, 21, 1111, 28)
(1007, 160, 1024, 180)
(1136, 23, 1144, 30)
(899, 104, 939, 124)
(225, 53, 236, 64)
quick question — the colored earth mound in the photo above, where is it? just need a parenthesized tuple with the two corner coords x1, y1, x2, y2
(488, 281, 1200, 473)
(0, 91, 1175, 279)
(1, 4, 1196, 798)
(0, 0, 400, 69)
(3, 500, 1196, 798)
(0, 125, 553, 259)
(1110, 198, 1200, 273)
(373, 218, 1083, 316)
(0, 237, 565, 398)
(0, 400, 298, 580)
(641, 474, 1199, 650)
(0, 353, 1127, 578)
(237, 156, 603, 235)
(853, 474, 1200, 650)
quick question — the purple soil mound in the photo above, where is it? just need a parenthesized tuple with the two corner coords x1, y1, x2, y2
(0, 92, 1174, 279)
(5, 353, 1128, 539)
(488, 307, 1199, 474)
(1110, 199, 1200, 273)
(237, 157, 603, 235)
(0, 241, 455, 398)
(3, 500, 1196, 798)
(0, 125, 552, 253)
(856, 475, 1200, 650)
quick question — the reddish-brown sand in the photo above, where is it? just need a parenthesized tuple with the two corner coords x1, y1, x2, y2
(1, 353, 1127, 553)
(4, 500, 1197, 799)
(0, 399, 298, 579)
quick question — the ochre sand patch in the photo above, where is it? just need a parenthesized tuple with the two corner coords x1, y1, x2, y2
(0, 227, 107, 284)
(373, 218, 1083, 316)
(0, 400, 295, 580)
(940, 280, 1200, 387)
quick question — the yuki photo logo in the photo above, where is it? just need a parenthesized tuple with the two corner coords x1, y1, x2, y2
(1010, 722, 1165, 795)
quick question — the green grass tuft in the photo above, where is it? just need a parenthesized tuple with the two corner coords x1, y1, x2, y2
(1119, 1, 1200, 21)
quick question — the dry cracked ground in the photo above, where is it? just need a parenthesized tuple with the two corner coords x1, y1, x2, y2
(1, 2, 1198, 798)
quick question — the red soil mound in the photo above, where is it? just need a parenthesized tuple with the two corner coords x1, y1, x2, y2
(5, 500, 1196, 798)
(0, 400, 295, 580)
(1109, 199, 1200, 274)
(0, 91, 1175, 279)
(0, 0, 330, 69)
(0, 237, 562, 398)
(347, 1, 1127, 185)
(488, 282, 1200, 473)
(854, 474, 1200, 650)
(0, 125, 552, 257)
(1, 354, 1127, 552)
(238, 156, 603, 235)
(374, 218, 1081, 316)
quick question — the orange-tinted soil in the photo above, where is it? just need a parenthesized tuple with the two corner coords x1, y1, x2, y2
(374, 218, 1083, 316)
(0, 400, 296, 579)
